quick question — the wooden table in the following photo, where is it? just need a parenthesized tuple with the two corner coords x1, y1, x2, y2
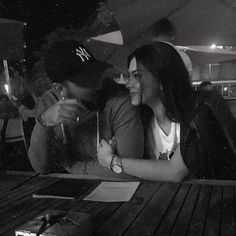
(0, 172, 236, 236)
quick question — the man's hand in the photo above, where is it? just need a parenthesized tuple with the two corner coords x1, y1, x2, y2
(41, 99, 87, 127)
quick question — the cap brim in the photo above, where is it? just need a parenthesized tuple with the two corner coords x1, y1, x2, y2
(69, 60, 112, 89)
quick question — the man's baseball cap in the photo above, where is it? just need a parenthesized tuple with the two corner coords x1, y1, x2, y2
(45, 40, 111, 88)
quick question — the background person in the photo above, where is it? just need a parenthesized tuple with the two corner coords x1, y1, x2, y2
(148, 18, 193, 78)
(19, 93, 37, 148)
(198, 81, 213, 91)
(28, 40, 143, 178)
(0, 94, 32, 171)
(98, 42, 236, 182)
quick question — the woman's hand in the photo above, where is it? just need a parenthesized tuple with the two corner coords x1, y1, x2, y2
(97, 139, 113, 169)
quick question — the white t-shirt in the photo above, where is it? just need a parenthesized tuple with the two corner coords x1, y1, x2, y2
(151, 117, 180, 160)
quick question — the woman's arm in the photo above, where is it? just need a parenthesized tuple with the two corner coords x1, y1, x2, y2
(98, 140, 189, 183)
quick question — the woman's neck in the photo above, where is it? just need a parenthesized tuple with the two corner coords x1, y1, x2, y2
(150, 101, 172, 135)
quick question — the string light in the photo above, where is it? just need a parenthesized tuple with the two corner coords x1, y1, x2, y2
(210, 44, 216, 49)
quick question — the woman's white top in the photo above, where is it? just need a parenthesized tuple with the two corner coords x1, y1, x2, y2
(151, 117, 180, 160)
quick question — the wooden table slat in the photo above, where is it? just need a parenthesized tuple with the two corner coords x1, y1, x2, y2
(0, 178, 59, 215)
(3, 180, 100, 235)
(1, 173, 236, 236)
(171, 184, 201, 235)
(0, 173, 37, 194)
(93, 202, 124, 232)
(155, 183, 191, 235)
(186, 184, 212, 236)
(0, 198, 61, 234)
(0, 178, 96, 232)
(0, 176, 57, 197)
(204, 185, 222, 236)
(97, 182, 163, 235)
(6, 198, 67, 236)
(220, 186, 236, 235)
(125, 183, 180, 236)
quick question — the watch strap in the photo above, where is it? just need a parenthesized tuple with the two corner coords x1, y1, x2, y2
(38, 112, 47, 128)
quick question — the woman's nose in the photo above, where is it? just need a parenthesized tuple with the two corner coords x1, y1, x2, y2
(125, 76, 133, 89)
(125, 80, 132, 89)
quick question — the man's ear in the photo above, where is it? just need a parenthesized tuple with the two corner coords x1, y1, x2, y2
(52, 83, 67, 98)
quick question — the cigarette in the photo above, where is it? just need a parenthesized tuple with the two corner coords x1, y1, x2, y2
(61, 123, 67, 144)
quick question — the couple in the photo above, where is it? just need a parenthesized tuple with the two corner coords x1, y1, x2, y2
(29, 40, 236, 181)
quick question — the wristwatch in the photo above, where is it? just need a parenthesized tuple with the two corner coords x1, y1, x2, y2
(110, 154, 123, 174)
(38, 112, 47, 127)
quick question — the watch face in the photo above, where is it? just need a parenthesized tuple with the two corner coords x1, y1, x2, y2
(113, 164, 122, 174)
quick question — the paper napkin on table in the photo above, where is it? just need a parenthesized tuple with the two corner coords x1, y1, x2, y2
(84, 182, 140, 202)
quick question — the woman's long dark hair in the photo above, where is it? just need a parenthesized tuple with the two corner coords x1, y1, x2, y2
(127, 42, 194, 123)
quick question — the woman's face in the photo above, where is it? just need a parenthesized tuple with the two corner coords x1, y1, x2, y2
(127, 56, 160, 106)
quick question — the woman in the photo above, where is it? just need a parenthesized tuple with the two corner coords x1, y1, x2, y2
(97, 42, 236, 182)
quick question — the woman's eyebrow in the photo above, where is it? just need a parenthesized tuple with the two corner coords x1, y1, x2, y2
(129, 70, 142, 75)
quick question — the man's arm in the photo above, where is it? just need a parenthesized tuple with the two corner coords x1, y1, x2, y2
(65, 160, 137, 180)
(28, 122, 52, 173)
(28, 93, 55, 174)
(110, 95, 144, 159)
(29, 92, 87, 174)
(66, 95, 144, 177)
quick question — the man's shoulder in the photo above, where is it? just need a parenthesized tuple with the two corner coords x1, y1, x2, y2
(102, 92, 140, 126)
(105, 92, 131, 110)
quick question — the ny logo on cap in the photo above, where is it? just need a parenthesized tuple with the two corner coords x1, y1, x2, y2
(76, 47, 91, 62)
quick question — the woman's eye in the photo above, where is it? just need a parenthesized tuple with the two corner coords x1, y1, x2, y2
(133, 73, 141, 79)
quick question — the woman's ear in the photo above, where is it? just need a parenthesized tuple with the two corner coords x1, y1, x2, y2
(52, 83, 67, 99)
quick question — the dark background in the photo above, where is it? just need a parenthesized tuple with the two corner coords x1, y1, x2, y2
(0, 0, 100, 51)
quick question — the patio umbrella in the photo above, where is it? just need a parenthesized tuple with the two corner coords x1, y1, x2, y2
(0, 18, 25, 61)
(107, 0, 236, 46)
(183, 46, 236, 66)
(0, 18, 25, 96)
(85, 35, 236, 75)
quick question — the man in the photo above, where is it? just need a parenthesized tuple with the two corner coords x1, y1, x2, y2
(0, 94, 32, 171)
(149, 18, 193, 78)
(28, 40, 143, 178)
(199, 81, 213, 91)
